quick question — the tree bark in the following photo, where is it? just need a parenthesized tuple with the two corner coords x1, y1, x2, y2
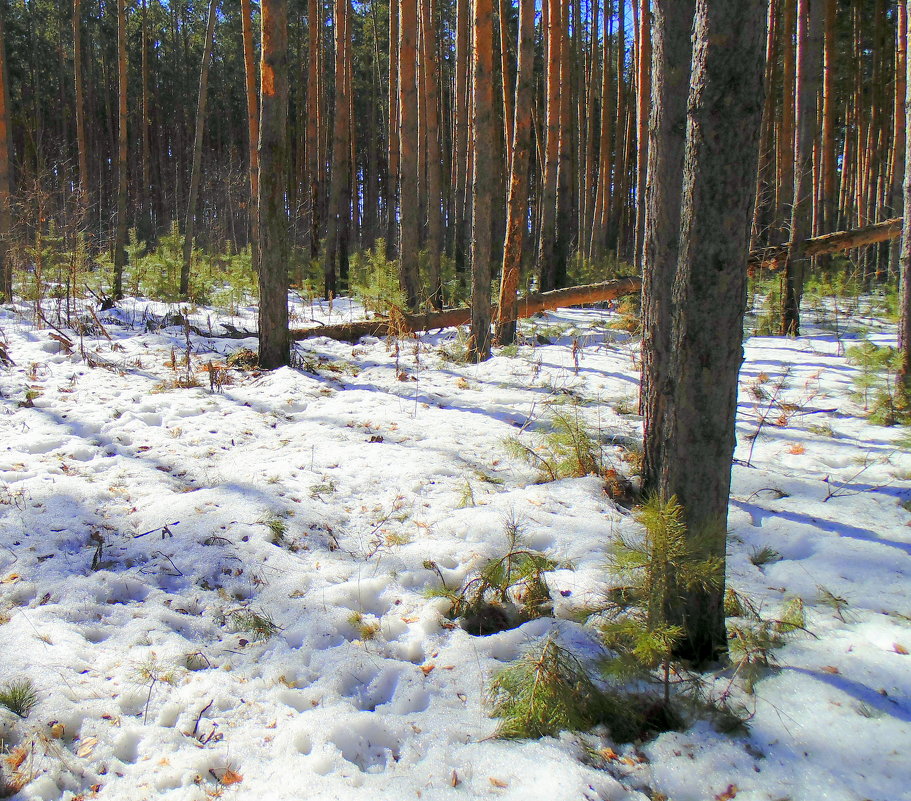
(495, 0, 535, 344)
(112, 0, 129, 301)
(180, 0, 218, 300)
(398, 0, 421, 308)
(258, 0, 291, 369)
(640, 0, 693, 494)
(633, 0, 651, 271)
(898, 32, 911, 392)
(292, 277, 642, 341)
(654, 0, 767, 665)
(537, 0, 561, 291)
(74, 0, 89, 217)
(241, 0, 261, 270)
(470, 0, 496, 360)
(0, 7, 11, 303)
(782, 0, 822, 336)
(420, 0, 444, 308)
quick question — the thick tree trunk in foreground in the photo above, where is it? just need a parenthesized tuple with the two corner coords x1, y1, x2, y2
(181, 0, 218, 300)
(112, 0, 129, 301)
(258, 0, 291, 369)
(469, 0, 495, 361)
(495, 0, 535, 345)
(291, 277, 642, 341)
(655, 0, 767, 665)
(640, 0, 694, 493)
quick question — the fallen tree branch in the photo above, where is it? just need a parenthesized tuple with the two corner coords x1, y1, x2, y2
(749, 217, 901, 272)
(290, 276, 643, 342)
(278, 219, 902, 342)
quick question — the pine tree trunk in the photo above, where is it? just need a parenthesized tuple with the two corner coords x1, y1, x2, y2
(0, 7, 11, 303)
(890, 1, 907, 276)
(258, 0, 291, 369)
(640, 0, 694, 493)
(652, 0, 767, 665)
(180, 0, 218, 300)
(470, 0, 495, 360)
(112, 0, 128, 301)
(633, 0, 651, 271)
(537, 0, 561, 291)
(140, 0, 153, 242)
(421, 0, 444, 308)
(900, 11, 911, 392)
(495, 0, 535, 344)
(399, 0, 421, 307)
(782, 0, 822, 336)
(74, 0, 89, 218)
(324, 0, 351, 299)
(241, 0, 261, 270)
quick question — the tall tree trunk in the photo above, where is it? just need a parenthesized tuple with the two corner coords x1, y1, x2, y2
(0, 7, 11, 303)
(180, 0, 218, 300)
(112, 0, 128, 301)
(258, 0, 290, 369)
(633, 0, 651, 270)
(399, 0, 421, 307)
(495, 0, 535, 344)
(324, 0, 351, 298)
(640, 0, 694, 491)
(649, 0, 767, 664)
(537, 0, 561, 291)
(776, 0, 795, 238)
(782, 0, 822, 336)
(421, 0, 444, 308)
(554, 0, 573, 288)
(140, 0, 153, 242)
(386, 0, 401, 259)
(452, 0, 470, 275)
(242, 0, 261, 270)
(470, 0, 495, 360)
(900, 9, 911, 393)
(890, 1, 907, 276)
(74, 0, 89, 217)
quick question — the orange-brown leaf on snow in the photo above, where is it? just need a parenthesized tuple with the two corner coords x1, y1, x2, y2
(220, 769, 243, 786)
(892, 642, 909, 655)
(599, 747, 620, 761)
(489, 777, 508, 788)
(421, 664, 435, 676)
(715, 784, 739, 801)
(820, 665, 840, 674)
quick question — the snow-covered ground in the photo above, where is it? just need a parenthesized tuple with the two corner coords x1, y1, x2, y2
(0, 295, 908, 801)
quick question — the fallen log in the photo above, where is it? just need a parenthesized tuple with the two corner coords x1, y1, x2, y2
(291, 276, 643, 341)
(289, 219, 903, 342)
(749, 216, 901, 271)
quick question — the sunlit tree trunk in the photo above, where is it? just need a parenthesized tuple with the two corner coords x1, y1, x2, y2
(241, 0, 261, 270)
(421, 0, 444, 308)
(112, 0, 128, 301)
(258, 0, 290, 369)
(399, 0, 421, 307)
(0, 7, 11, 303)
(470, 0, 495, 360)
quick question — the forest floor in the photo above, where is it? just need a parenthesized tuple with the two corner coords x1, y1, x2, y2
(0, 293, 908, 801)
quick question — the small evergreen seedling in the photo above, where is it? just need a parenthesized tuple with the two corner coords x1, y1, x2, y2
(487, 635, 637, 740)
(0, 679, 38, 718)
(228, 608, 280, 641)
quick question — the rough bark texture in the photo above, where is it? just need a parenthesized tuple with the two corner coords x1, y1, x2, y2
(420, 0, 444, 308)
(241, 0, 261, 271)
(258, 0, 291, 370)
(398, 0, 421, 308)
(633, 0, 651, 270)
(469, 0, 495, 361)
(74, 0, 89, 211)
(537, 0, 561, 291)
(495, 0, 535, 345)
(291, 277, 642, 341)
(657, 0, 767, 664)
(0, 8, 10, 303)
(755, 217, 902, 269)
(640, 0, 694, 494)
(180, 0, 218, 300)
(113, 0, 129, 301)
(900, 28, 911, 391)
(325, 0, 351, 299)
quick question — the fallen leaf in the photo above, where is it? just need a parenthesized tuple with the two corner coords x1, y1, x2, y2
(50, 722, 65, 739)
(421, 664, 435, 676)
(715, 784, 738, 801)
(2, 573, 21, 584)
(489, 777, 508, 788)
(820, 665, 840, 674)
(450, 770, 460, 787)
(599, 747, 619, 761)
(893, 643, 908, 655)
(76, 737, 98, 758)
(220, 769, 243, 786)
